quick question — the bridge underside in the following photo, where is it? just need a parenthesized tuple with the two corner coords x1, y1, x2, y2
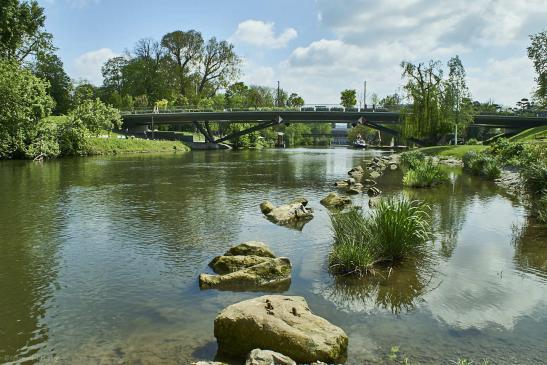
(122, 111, 547, 146)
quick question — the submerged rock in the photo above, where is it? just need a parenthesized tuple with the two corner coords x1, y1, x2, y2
(192, 362, 228, 365)
(245, 349, 296, 365)
(320, 192, 352, 208)
(199, 258, 291, 292)
(200, 242, 291, 292)
(214, 295, 348, 364)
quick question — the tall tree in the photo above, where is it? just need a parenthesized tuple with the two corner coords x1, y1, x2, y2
(33, 52, 72, 114)
(0, 0, 53, 62)
(197, 37, 240, 96)
(527, 30, 547, 107)
(287, 93, 305, 108)
(340, 89, 357, 108)
(400, 60, 446, 140)
(101, 56, 128, 92)
(161, 30, 203, 95)
(442, 55, 474, 141)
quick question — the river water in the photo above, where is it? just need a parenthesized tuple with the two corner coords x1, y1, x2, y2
(0, 149, 546, 364)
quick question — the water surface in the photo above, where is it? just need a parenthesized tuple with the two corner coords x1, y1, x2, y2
(0, 149, 546, 364)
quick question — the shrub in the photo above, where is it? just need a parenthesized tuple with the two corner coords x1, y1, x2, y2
(403, 160, 450, 188)
(488, 138, 525, 164)
(466, 138, 479, 145)
(400, 150, 426, 169)
(329, 198, 431, 276)
(462, 151, 501, 179)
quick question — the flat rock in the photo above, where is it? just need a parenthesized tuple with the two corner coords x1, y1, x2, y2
(214, 295, 348, 364)
(245, 349, 296, 365)
(261, 201, 314, 226)
(199, 258, 291, 291)
(370, 171, 381, 179)
(225, 241, 275, 258)
(367, 187, 382, 197)
(320, 192, 352, 208)
(209, 255, 272, 275)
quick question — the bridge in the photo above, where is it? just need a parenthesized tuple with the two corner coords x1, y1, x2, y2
(121, 108, 547, 145)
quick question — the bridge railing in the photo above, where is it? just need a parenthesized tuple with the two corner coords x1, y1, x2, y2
(119, 104, 407, 115)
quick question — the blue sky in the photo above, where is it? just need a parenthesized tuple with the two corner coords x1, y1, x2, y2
(38, 0, 547, 106)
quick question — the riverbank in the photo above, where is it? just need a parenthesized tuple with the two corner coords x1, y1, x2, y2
(408, 145, 487, 158)
(86, 136, 190, 155)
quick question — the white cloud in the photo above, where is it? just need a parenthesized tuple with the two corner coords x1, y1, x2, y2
(241, 59, 276, 86)
(231, 20, 297, 49)
(73, 48, 118, 85)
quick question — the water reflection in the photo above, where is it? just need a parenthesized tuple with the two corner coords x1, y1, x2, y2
(512, 218, 547, 279)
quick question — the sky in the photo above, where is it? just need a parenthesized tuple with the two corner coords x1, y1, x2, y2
(38, 0, 547, 107)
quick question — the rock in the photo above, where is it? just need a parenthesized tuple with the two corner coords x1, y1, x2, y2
(390, 163, 398, 170)
(192, 362, 228, 365)
(262, 201, 313, 226)
(199, 258, 291, 291)
(334, 180, 349, 187)
(368, 197, 381, 208)
(290, 197, 309, 206)
(347, 186, 362, 195)
(347, 177, 356, 185)
(320, 192, 352, 208)
(370, 171, 381, 179)
(260, 201, 275, 214)
(362, 179, 377, 186)
(245, 349, 296, 365)
(209, 255, 272, 275)
(367, 187, 382, 197)
(348, 166, 364, 179)
(225, 241, 276, 258)
(214, 295, 348, 364)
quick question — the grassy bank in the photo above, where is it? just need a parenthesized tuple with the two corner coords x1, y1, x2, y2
(86, 137, 190, 155)
(410, 145, 487, 158)
(508, 126, 547, 142)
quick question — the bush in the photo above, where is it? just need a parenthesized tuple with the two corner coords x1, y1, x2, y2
(466, 138, 479, 145)
(0, 60, 55, 159)
(329, 198, 431, 276)
(400, 150, 426, 169)
(462, 151, 501, 179)
(403, 160, 450, 188)
(488, 138, 525, 165)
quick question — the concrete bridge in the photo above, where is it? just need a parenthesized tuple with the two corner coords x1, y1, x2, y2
(122, 109, 547, 145)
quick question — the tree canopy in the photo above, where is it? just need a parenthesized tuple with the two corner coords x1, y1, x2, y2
(340, 89, 357, 108)
(528, 30, 547, 107)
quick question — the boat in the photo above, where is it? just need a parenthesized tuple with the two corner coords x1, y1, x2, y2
(353, 138, 368, 149)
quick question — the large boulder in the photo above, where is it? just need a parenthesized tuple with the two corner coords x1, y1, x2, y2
(209, 255, 272, 275)
(224, 241, 275, 258)
(320, 192, 351, 208)
(200, 258, 291, 292)
(260, 201, 275, 214)
(261, 200, 313, 227)
(245, 349, 296, 365)
(348, 166, 364, 179)
(214, 295, 348, 364)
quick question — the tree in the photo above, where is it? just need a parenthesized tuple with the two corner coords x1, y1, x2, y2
(379, 93, 401, 107)
(527, 30, 547, 107)
(0, 0, 53, 62)
(0, 60, 54, 159)
(400, 60, 446, 140)
(225, 82, 249, 108)
(101, 56, 128, 92)
(340, 89, 357, 108)
(287, 93, 305, 108)
(33, 52, 72, 114)
(442, 56, 474, 142)
(197, 37, 240, 96)
(69, 98, 122, 135)
(73, 81, 98, 105)
(161, 30, 203, 95)
(246, 85, 274, 108)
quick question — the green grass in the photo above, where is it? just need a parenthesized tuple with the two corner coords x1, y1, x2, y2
(410, 145, 488, 159)
(329, 198, 431, 276)
(508, 126, 547, 142)
(403, 160, 450, 188)
(86, 136, 190, 155)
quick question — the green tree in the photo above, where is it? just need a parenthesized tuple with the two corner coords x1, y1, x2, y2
(0, 0, 53, 62)
(0, 60, 54, 159)
(246, 85, 275, 108)
(527, 30, 547, 107)
(340, 89, 357, 108)
(287, 93, 305, 108)
(69, 98, 122, 135)
(347, 124, 376, 144)
(197, 37, 240, 96)
(225, 82, 249, 108)
(161, 30, 203, 95)
(442, 56, 474, 142)
(379, 93, 402, 107)
(33, 52, 72, 114)
(73, 81, 98, 105)
(400, 60, 446, 140)
(101, 56, 128, 92)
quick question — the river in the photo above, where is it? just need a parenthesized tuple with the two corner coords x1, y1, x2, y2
(0, 148, 546, 364)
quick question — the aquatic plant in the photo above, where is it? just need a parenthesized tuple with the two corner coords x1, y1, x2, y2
(329, 198, 431, 276)
(462, 151, 501, 179)
(403, 160, 450, 188)
(400, 150, 426, 169)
